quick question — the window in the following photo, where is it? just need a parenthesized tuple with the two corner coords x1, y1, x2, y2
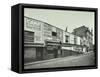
(74, 37, 77, 44)
(24, 31, 34, 42)
(80, 40, 82, 45)
(65, 35, 69, 43)
(52, 32, 57, 36)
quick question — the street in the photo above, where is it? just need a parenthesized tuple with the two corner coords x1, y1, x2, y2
(24, 51, 95, 69)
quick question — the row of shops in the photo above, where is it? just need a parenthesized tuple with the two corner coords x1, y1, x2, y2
(24, 41, 87, 63)
(24, 41, 61, 63)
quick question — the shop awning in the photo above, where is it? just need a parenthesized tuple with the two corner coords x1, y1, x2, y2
(24, 42, 45, 47)
(62, 43, 83, 47)
(45, 40, 61, 46)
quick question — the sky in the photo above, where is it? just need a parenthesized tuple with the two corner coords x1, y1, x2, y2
(24, 8, 95, 43)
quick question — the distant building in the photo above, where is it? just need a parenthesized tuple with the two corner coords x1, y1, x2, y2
(62, 29, 83, 54)
(72, 26, 93, 51)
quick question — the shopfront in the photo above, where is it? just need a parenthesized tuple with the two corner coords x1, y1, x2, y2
(45, 41, 62, 59)
(24, 43, 45, 63)
(61, 43, 84, 57)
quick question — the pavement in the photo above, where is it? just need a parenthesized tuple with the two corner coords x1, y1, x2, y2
(24, 51, 95, 69)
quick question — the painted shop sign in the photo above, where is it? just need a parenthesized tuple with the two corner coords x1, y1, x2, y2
(24, 17, 42, 31)
(46, 45, 59, 50)
(43, 23, 52, 37)
(46, 43, 60, 46)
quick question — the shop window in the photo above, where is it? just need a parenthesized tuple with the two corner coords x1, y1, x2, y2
(24, 31, 34, 42)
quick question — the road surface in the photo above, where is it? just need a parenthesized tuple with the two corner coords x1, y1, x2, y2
(24, 52, 95, 69)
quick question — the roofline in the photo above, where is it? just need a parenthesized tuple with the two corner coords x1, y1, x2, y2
(24, 16, 64, 31)
(24, 16, 82, 38)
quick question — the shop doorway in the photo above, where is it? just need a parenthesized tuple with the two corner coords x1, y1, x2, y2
(54, 49, 58, 58)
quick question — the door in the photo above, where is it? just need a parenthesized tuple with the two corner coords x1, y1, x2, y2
(36, 47, 43, 61)
(54, 49, 58, 58)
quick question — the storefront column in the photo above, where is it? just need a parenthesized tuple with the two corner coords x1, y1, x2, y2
(42, 47, 48, 60)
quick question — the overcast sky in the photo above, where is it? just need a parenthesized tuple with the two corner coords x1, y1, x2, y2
(24, 8, 95, 43)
